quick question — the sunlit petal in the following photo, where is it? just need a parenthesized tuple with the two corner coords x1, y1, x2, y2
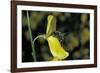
(47, 36, 69, 60)
(46, 15, 56, 37)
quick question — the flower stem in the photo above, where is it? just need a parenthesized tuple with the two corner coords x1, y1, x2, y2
(27, 11, 36, 62)
(32, 34, 46, 45)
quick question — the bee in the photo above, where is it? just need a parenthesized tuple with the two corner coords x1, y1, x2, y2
(53, 31, 65, 44)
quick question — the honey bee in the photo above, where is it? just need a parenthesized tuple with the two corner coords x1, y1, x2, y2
(53, 31, 65, 44)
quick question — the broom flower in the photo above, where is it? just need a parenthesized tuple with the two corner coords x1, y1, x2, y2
(46, 15, 69, 60)
(32, 15, 69, 61)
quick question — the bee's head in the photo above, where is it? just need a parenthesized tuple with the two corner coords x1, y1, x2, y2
(53, 31, 65, 43)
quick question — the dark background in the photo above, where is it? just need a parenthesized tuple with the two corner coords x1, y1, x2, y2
(22, 10, 90, 62)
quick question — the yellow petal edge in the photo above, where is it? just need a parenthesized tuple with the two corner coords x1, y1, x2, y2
(47, 36, 69, 60)
(46, 15, 56, 37)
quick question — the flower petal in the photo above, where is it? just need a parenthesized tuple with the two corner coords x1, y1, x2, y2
(46, 15, 56, 37)
(47, 36, 69, 60)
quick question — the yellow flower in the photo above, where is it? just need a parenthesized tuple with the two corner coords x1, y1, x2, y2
(46, 15, 69, 60)
(33, 15, 69, 61)
(47, 36, 69, 60)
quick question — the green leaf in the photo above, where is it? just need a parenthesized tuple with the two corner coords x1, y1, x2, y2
(46, 15, 56, 37)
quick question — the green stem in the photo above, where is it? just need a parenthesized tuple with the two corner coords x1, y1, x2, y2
(27, 11, 36, 62)
(32, 34, 46, 45)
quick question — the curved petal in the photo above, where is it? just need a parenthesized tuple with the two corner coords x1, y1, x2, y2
(47, 36, 69, 60)
(46, 15, 56, 37)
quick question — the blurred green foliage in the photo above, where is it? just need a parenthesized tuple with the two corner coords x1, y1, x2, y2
(80, 28, 90, 45)
(22, 10, 90, 62)
(66, 33, 79, 51)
